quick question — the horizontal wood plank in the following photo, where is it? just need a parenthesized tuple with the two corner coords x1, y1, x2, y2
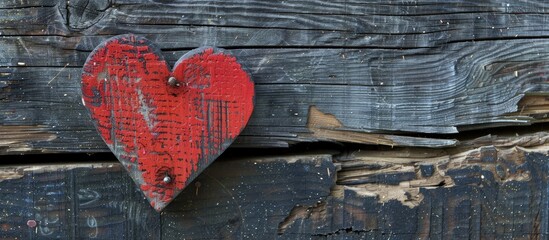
(0, 162, 161, 240)
(1, 39, 549, 151)
(3, 0, 549, 48)
(2, 0, 549, 152)
(1, 134, 549, 239)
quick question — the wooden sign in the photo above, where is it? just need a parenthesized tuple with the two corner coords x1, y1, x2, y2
(81, 34, 255, 211)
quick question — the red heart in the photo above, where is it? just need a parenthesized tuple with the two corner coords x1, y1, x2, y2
(81, 35, 254, 211)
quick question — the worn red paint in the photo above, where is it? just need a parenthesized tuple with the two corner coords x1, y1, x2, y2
(81, 35, 254, 211)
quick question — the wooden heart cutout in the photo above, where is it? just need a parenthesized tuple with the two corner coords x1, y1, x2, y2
(81, 34, 255, 211)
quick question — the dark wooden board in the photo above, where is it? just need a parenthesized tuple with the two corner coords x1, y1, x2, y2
(2, 134, 549, 239)
(318, 134, 549, 239)
(0, 153, 335, 240)
(2, 0, 549, 152)
(0, 162, 161, 240)
(3, 0, 549, 48)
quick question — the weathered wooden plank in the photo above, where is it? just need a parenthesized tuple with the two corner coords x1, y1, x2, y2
(0, 163, 161, 240)
(1, 135, 549, 239)
(163, 154, 336, 239)
(277, 133, 549, 239)
(4, 0, 549, 48)
(2, 0, 549, 152)
(0, 153, 335, 239)
(2, 38, 549, 151)
(0, 2, 67, 36)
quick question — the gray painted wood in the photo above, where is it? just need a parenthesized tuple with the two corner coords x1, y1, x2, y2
(2, 0, 549, 152)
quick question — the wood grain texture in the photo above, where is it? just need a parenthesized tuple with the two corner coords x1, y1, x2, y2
(0, 163, 160, 240)
(0, 153, 334, 240)
(2, 136, 549, 239)
(2, 0, 549, 152)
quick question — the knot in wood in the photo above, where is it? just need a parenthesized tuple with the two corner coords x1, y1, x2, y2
(67, 0, 111, 30)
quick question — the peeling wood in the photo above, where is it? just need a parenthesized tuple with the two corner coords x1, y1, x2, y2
(0, 162, 118, 182)
(0, 169, 23, 182)
(334, 132, 549, 212)
(512, 95, 549, 116)
(343, 184, 425, 208)
(0, 125, 56, 153)
(286, 133, 549, 238)
(277, 201, 328, 235)
(306, 105, 394, 146)
(307, 106, 458, 148)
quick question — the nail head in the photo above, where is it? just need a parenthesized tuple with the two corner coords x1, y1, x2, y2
(27, 220, 37, 228)
(168, 77, 179, 87)
(163, 175, 172, 183)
